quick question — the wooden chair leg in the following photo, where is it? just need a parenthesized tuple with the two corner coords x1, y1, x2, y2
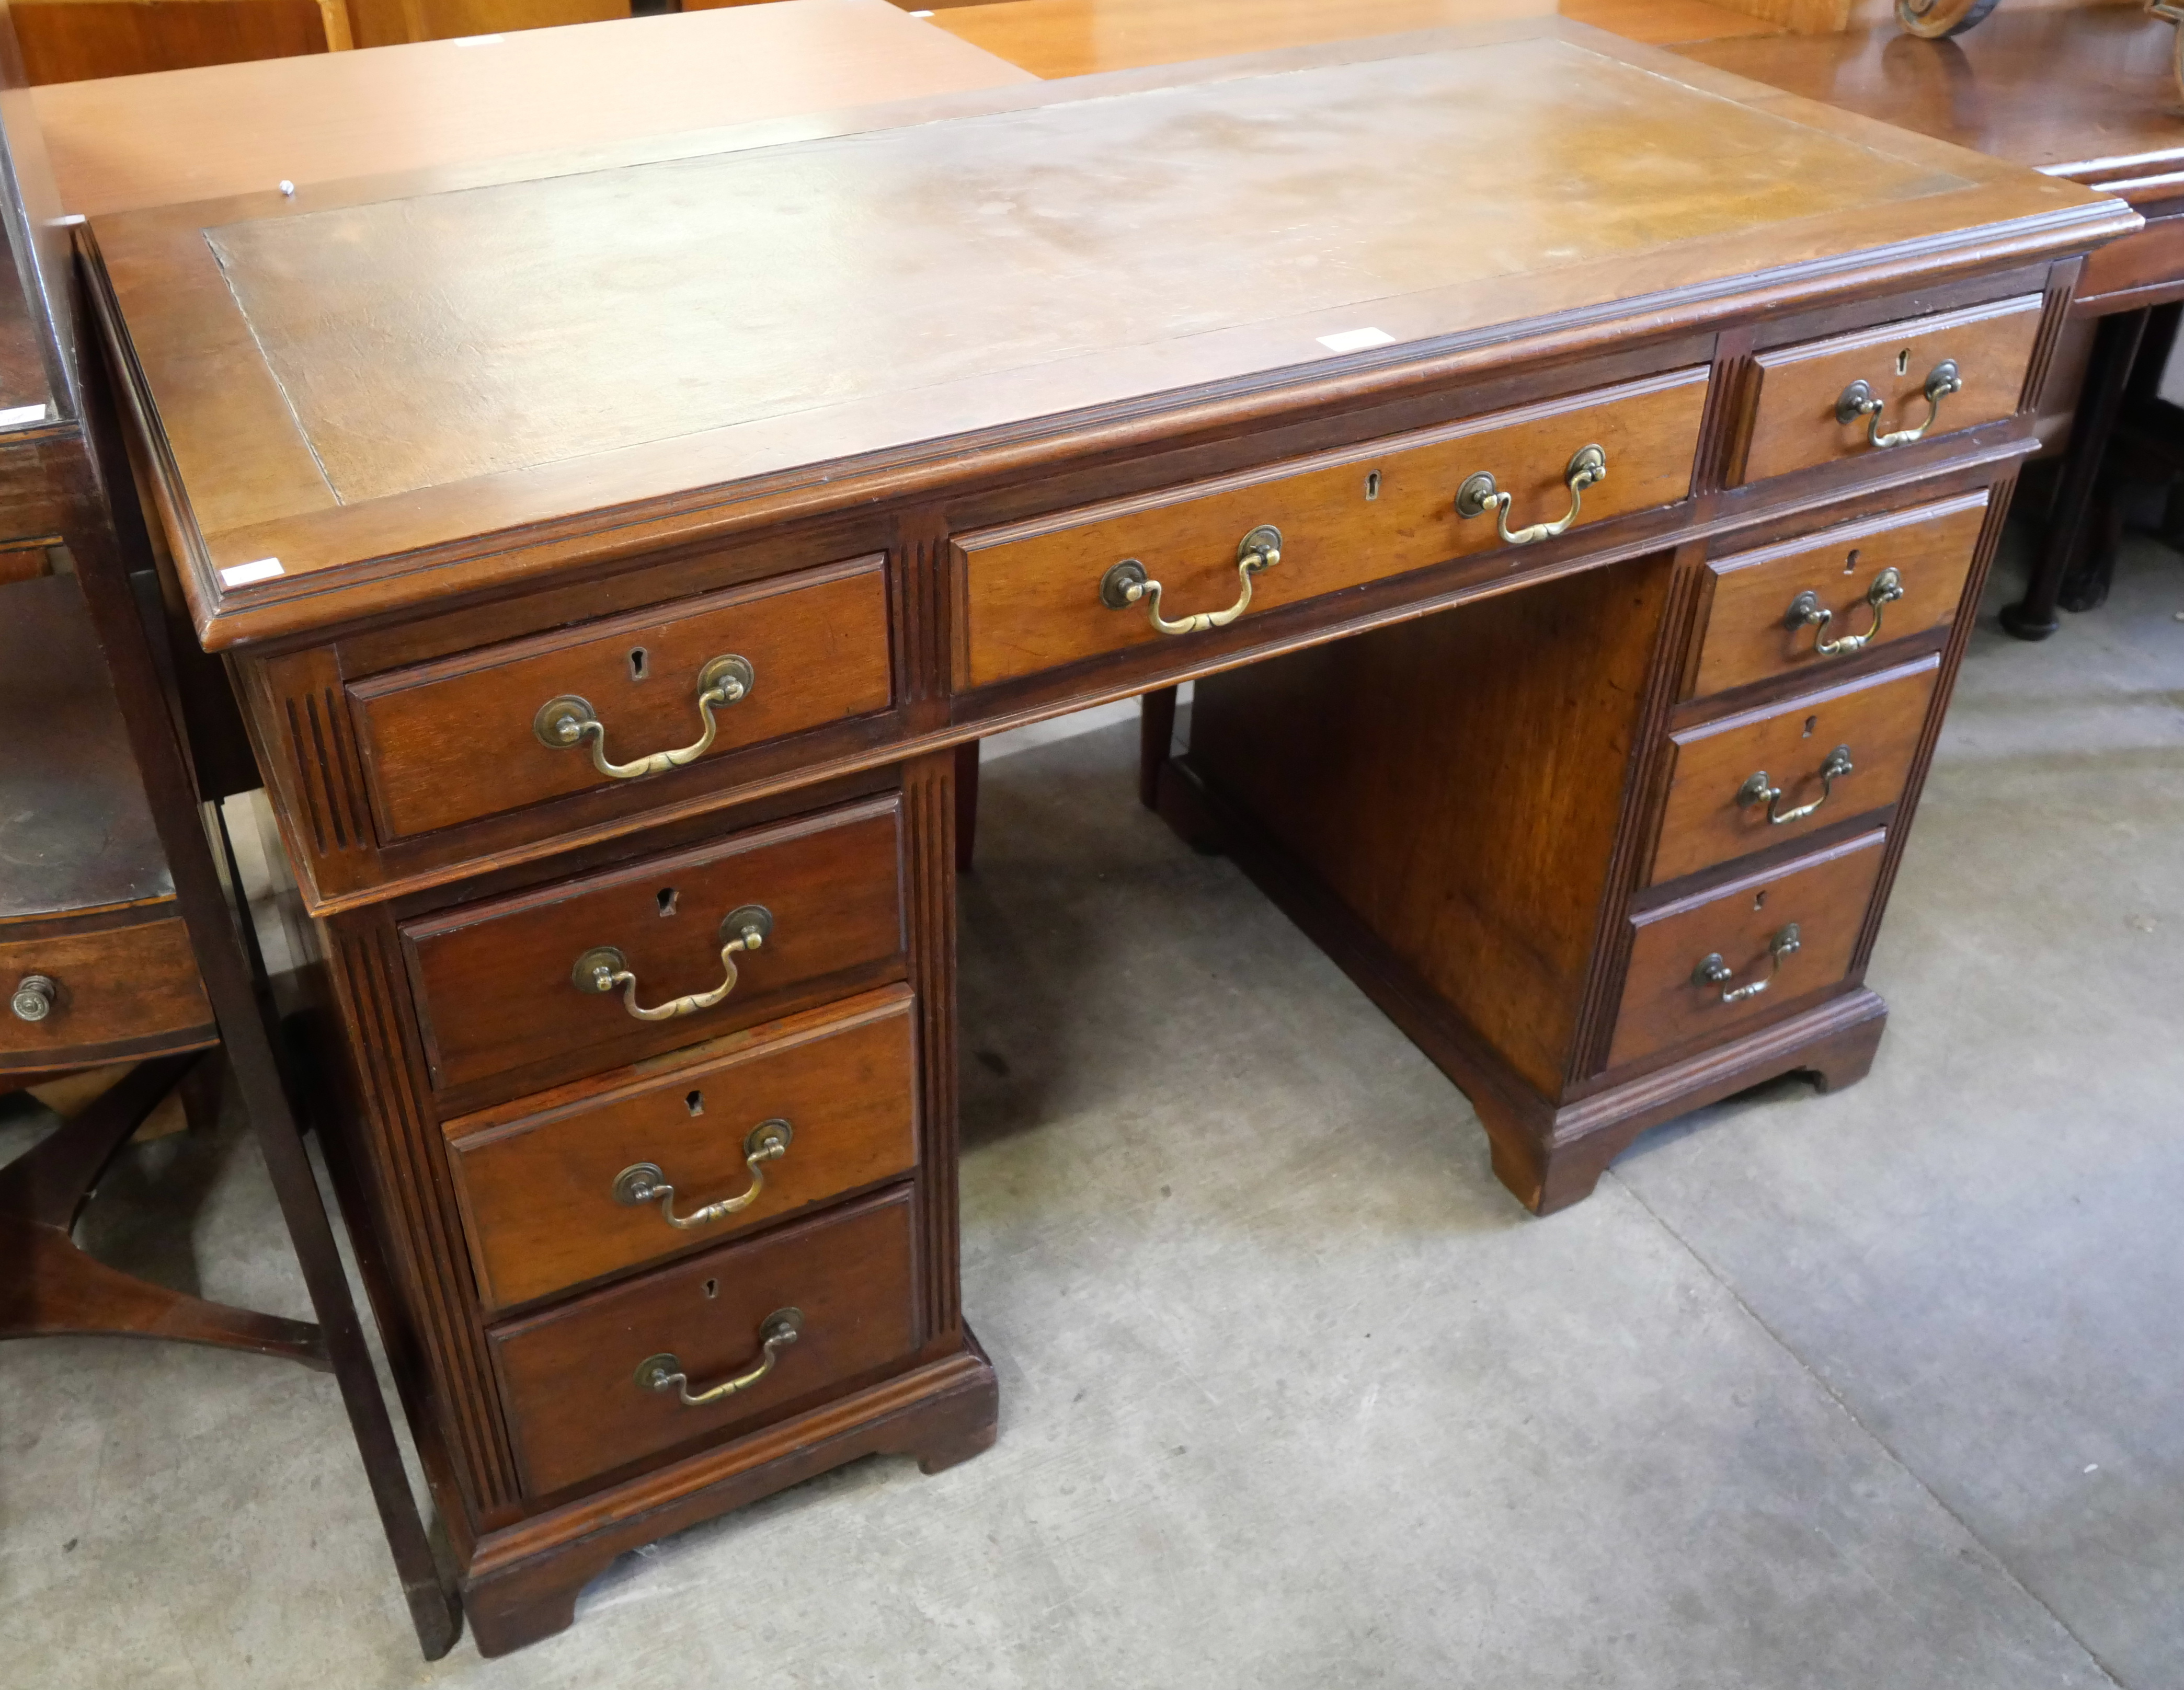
(68, 266, 461, 1660)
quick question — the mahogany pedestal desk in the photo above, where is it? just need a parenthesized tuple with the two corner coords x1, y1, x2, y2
(1678, 7, 2184, 635)
(81, 20, 2137, 1654)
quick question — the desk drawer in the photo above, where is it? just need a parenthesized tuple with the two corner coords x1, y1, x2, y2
(1692, 492, 1985, 699)
(956, 367, 1708, 689)
(447, 989, 919, 1311)
(1609, 831, 1887, 1072)
(0, 914, 212, 1072)
(490, 1186, 919, 1499)
(1651, 656, 1937, 886)
(349, 557, 892, 841)
(1737, 296, 2040, 486)
(402, 796, 906, 1100)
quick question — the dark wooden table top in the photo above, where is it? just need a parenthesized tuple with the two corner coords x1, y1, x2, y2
(1678, 7, 2184, 191)
(0, 574, 171, 921)
(85, 18, 2133, 649)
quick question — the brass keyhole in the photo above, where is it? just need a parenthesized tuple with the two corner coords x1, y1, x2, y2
(702, 1279, 719, 1299)
(1895, 348, 1911, 376)
(629, 646, 648, 680)
(1365, 470, 1382, 501)
(1803, 715, 1817, 739)
(686, 1089, 704, 1117)
(1754, 891, 1767, 911)
(657, 887, 677, 916)
(1844, 547, 1860, 577)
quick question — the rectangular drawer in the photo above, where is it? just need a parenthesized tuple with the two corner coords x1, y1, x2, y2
(402, 796, 906, 1100)
(1651, 654, 1937, 886)
(1736, 295, 2042, 485)
(489, 1187, 920, 1498)
(447, 988, 919, 1311)
(1609, 830, 1887, 1072)
(348, 556, 892, 841)
(1691, 491, 1985, 699)
(0, 914, 212, 1072)
(956, 367, 1708, 689)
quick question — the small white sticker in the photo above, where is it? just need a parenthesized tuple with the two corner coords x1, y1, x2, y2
(0, 403, 48, 428)
(1318, 327, 1396, 354)
(53, 213, 85, 228)
(453, 32, 504, 44)
(220, 557, 284, 588)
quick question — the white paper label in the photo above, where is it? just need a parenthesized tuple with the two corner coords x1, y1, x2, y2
(0, 403, 49, 428)
(220, 557, 285, 588)
(1317, 327, 1396, 354)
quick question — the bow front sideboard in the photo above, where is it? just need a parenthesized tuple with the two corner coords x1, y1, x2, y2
(78, 20, 2136, 1653)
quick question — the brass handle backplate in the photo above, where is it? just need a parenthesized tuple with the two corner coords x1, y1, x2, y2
(636, 1307, 803, 1408)
(573, 904, 773, 1022)
(1456, 444, 1606, 546)
(1100, 525, 1281, 636)
(1694, 924, 1802, 1004)
(1836, 360, 1961, 449)
(613, 1119, 793, 1230)
(1738, 745, 1854, 826)
(1786, 568, 1904, 657)
(534, 653, 754, 780)
(10, 974, 54, 1022)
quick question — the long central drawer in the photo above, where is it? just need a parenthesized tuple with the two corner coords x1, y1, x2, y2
(955, 366, 1708, 689)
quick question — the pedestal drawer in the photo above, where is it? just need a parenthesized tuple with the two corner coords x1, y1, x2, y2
(447, 988, 919, 1311)
(401, 795, 906, 1102)
(1609, 830, 1887, 1072)
(1650, 654, 1937, 886)
(348, 555, 892, 841)
(1691, 492, 1985, 699)
(489, 1187, 919, 1499)
(1736, 295, 2040, 485)
(956, 366, 1707, 689)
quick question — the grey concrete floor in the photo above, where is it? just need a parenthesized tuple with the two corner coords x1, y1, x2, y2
(1, 534, 2178, 1688)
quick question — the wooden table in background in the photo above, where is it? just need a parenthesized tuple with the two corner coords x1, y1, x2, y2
(29, 0, 1032, 217)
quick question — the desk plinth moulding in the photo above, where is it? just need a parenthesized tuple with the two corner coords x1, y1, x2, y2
(79, 21, 2138, 1653)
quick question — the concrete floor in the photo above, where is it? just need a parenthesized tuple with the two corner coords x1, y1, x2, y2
(2, 535, 2179, 1688)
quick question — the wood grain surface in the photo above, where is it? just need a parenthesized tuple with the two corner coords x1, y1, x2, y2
(349, 554, 892, 841)
(1610, 828, 1886, 1070)
(488, 1186, 920, 1498)
(447, 988, 918, 1310)
(1737, 294, 2044, 485)
(31, 0, 1033, 217)
(1692, 490, 1984, 697)
(957, 367, 1706, 688)
(0, 914, 212, 1070)
(400, 797, 906, 1102)
(1651, 653, 1938, 884)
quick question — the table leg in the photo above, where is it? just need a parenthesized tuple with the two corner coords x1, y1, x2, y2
(2003, 306, 2150, 640)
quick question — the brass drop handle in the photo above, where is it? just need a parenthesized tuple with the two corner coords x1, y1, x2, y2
(572, 904, 773, 1023)
(613, 1119, 793, 1230)
(10, 974, 55, 1022)
(534, 653, 755, 780)
(636, 1308, 803, 1408)
(1738, 744, 1853, 826)
(1100, 525, 1281, 636)
(1836, 360, 1961, 449)
(1694, 925, 1802, 1004)
(1786, 568, 1904, 657)
(1456, 444, 1607, 546)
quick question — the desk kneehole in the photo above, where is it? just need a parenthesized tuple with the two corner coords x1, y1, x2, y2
(952, 365, 1709, 690)
(1650, 654, 1940, 887)
(1609, 830, 1889, 1073)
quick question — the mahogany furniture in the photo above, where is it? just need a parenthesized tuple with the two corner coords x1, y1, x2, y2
(80, 19, 2137, 1653)
(1676, 8, 2184, 635)
(0, 8, 459, 1656)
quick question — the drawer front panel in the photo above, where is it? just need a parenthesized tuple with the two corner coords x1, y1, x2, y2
(490, 1187, 919, 1498)
(349, 557, 892, 842)
(1651, 655, 1938, 886)
(0, 914, 213, 1071)
(1693, 492, 1985, 699)
(957, 367, 1708, 689)
(448, 990, 919, 1310)
(403, 797, 905, 1098)
(1609, 830, 1887, 1072)
(1738, 295, 2042, 486)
